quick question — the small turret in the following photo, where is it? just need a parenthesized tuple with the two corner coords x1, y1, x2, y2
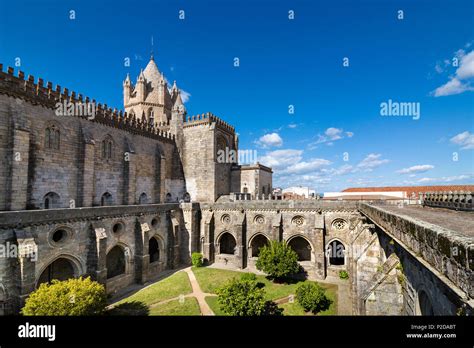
(123, 73, 132, 105)
(136, 69, 146, 101)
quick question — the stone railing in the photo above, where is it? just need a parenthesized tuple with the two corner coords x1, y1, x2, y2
(420, 191, 473, 211)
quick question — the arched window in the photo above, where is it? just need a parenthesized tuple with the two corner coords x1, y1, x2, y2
(149, 237, 160, 263)
(216, 135, 227, 161)
(45, 125, 60, 150)
(243, 187, 248, 193)
(101, 192, 113, 206)
(37, 258, 75, 286)
(101, 137, 113, 159)
(183, 192, 191, 202)
(328, 240, 345, 265)
(288, 236, 312, 261)
(139, 192, 148, 204)
(106, 246, 126, 279)
(43, 192, 60, 209)
(219, 232, 236, 255)
(165, 193, 172, 202)
(250, 234, 269, 257)
(148, 108, 154, 124)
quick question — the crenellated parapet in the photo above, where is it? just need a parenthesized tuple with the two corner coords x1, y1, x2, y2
(0, 64, 175, 143)
(420, 191, 473, 211)
(184, 112, 235, 134)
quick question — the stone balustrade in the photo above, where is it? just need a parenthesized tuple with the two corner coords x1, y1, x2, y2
(420, 191, 473, 211)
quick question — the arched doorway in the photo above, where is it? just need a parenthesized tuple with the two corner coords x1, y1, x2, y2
(149, 237, 160, 263)
(37, 258, 75, 286)
(418, 290, 434, 315)
(139, 192, 148, 204)
(328, 240, 345, 266)
(101, 192, 113, 206)
(288, 236, 311, 261)
(219, 233, 236, 254)
(106, 246, 126, 279)
(250, 234, 269, 257)
(43, 192, 60, 209)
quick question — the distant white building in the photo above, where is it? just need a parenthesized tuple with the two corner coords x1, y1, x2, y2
(282, 186, 316, 198)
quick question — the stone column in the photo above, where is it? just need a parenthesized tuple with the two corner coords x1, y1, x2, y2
(15, 230, 37, 307)
(8, 128, 30, 210)
(92, 226, 108, 286)
(313, 228, 325, 279)
(77, 134, 95, 207)
(123, 151, 136, 205)
(134, 218, 150, 284)
(234, 223, 245, 269)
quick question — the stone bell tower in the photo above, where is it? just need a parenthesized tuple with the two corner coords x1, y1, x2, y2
(123, 54, 174, 125)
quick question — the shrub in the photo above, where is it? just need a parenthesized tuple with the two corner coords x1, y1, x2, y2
(296, 282, 331, 314)
(256, 240, 299, 281)
(240, 273, 257, 282)
(216, 278, 281, 316)
(22, 277, 106, 316)
(191, 252, 204, 267)
(339, 270, 349, 280)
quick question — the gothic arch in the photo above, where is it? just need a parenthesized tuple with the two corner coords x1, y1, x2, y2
(36, 254, 84, 287)
(106, 244, 131, 279)
(43, 192, 60, 209)
(248, 233, 270, 257)
(217, 231, 237, 255)
(287, 235, 313, 262)
(149, 234, 165, 264)
(326, 239, 346, 266)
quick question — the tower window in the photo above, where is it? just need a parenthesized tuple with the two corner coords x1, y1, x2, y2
(45, 126, 60, 150)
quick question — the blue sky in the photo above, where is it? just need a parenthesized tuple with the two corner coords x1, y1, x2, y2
(1, 0, 473, 191)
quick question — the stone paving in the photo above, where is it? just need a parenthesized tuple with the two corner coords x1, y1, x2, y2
(373, 204, 474, 237)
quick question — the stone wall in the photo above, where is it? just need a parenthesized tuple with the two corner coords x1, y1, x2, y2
(0, 203, 189, 314)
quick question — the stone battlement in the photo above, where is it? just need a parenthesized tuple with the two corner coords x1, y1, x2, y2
(421, 191, 473, 211)
(0, 64, 175, 143)
(184, 112, 235, 133)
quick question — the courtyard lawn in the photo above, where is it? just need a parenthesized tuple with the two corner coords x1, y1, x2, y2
(195, 267, 338, 315)
(205, 296, 226, 316)
(279, 287, 337, 316)
(149, 297, 201, 316)
(113, 270, 192, 307)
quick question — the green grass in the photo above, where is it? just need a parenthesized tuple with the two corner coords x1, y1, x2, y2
(196, 267, 338, 316)
(205, 296, 227, 316)
(114, 271, 192, 307)
(149, 297, 201, 316)
(279, 288, 337, 316)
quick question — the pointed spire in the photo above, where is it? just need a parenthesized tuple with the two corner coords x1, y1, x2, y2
(137, 69, 145, 82)
(124, 73, 131, 85)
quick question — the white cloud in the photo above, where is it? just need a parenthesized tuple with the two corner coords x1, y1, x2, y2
(417, 174, 473, 183)
(432, 48, 474, 97)
(255, 133, 283, 148)
(310, 127, 354, 147)
(280, 158, 332, 175)
(356, 153, 389, 172)
(433, 77, 473, 97)
(456, 50, 474, 79)
(397, 164, 434, 175)
(180, 90, 191, 103)
(259, 149, 302, 170)
(288, 123, 298, 129)
(450, 131, 474, 150)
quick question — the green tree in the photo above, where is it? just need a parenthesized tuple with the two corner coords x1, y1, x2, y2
(295, 282, 331, 314)
(191, 252, 204, 267)
(22, 277, 107, 316)
(216, 278, 281, 316)
(256, 240, 300, 281)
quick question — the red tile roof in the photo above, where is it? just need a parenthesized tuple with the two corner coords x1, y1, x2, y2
(342, 185, 474, 198)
